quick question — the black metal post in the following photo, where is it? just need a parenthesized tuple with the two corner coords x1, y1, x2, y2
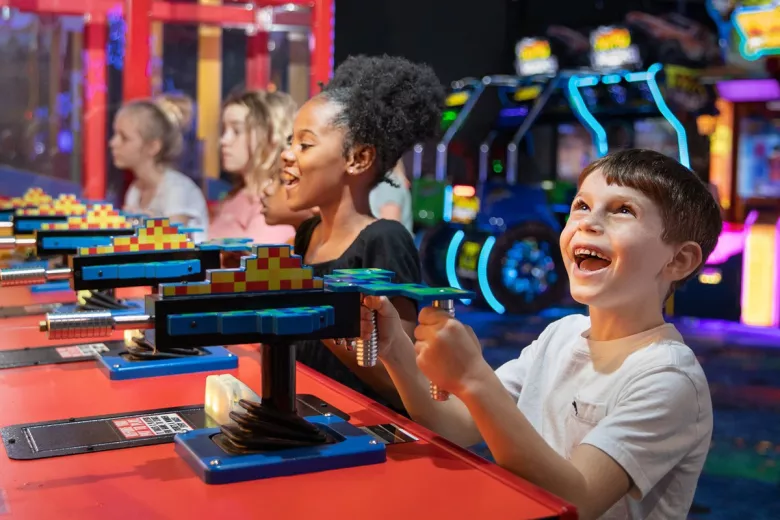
(260, 341, 296, 414)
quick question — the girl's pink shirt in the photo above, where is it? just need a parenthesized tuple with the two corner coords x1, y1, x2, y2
(209, 188, 295, 244)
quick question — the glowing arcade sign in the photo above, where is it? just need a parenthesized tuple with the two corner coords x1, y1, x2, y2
(733, 1, 780, 59)
(515, 38, 559, 77)
(589, 26, 642, 70)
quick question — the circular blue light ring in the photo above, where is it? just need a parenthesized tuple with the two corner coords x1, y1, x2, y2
(444, 230, 471, 304)
(477, 235, 506, 314)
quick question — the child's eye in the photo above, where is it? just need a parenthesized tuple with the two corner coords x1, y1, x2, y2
(616, 205, 635, 216)
(299, 143, 313, 150)
(571, 199, 589, 212)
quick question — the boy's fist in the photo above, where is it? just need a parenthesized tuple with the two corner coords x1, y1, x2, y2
(414, 307, 490, 396)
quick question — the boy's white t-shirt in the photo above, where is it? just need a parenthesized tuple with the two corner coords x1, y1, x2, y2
(495, 314, 712, 520)
(124, 169, 209, 243)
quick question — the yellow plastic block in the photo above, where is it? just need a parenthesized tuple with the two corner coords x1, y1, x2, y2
(267, 257, 280, 270)
(211, 271, 236, 284)
(278, 248, 290, 258)
(233, 282, 246, 293)
(290, 279, 303, 290)
(256, 248, 270, 259)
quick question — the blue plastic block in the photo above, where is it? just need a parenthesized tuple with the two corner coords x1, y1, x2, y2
(30, 280, 71, 293)
(168, 306, 335, 337)
(118, 263, 146, 279)
(40, 236, 114, 250)
(83, 259, 202, 281)
(16, 219, 54, 232)
(168, 312, 220, 336)
(218, 311, 257, 335)
(0, 213, 11, 222)
(199, 238, 253, 252)
(96, 346, 237, 380)
(10, 260, 49, 269)
(174, 415, 386, 484)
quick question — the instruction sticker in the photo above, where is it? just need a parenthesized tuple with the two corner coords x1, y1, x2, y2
(55, 343, 109, 359)
(112, 414, 192, 440)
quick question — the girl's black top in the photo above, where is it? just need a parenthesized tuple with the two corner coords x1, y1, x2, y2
(293, 216, 421, 409)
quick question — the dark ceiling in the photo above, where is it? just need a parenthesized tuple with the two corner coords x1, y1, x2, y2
(334, 0, 717, 84)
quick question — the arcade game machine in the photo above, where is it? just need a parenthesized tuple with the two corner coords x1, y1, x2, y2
(671, 1, 780, 327)
(410, 77, 484, 249)
(421, 38, 591, 315)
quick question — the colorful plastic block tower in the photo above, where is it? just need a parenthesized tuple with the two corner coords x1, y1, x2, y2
(41, 205, 132, 231)
(79, 218, 195, 255)
(0, 188, 52, 210)
(16, 194, 87, 217)
(160, 244, 323, 296)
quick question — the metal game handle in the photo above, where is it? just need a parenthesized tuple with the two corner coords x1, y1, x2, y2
(430, 299, 455, 402)
(39, 312, 155, 340)
(0, 266, 72, 287)
(355, 310, 379, 368)
(0, 236, 36, 250)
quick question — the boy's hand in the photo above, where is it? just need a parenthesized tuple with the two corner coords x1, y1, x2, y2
(360, 295, 412, 359)
(414, 307, 491, 395)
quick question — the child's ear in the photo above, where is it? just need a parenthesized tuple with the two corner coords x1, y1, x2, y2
(346, 144, 376, 176)
(666, 241, 703, 283)
(145, 138, 163, 160)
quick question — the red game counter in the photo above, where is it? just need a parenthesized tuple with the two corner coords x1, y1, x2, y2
(0, 287, 577, 519)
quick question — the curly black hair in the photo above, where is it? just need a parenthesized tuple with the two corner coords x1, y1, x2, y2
(320, 55, 445, 186)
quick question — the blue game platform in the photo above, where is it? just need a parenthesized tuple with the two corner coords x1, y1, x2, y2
(174, 414, 386, 484)
(97, 346, 237, 381)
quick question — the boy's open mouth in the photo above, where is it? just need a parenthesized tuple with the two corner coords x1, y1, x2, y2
(281, 170, 300, 189)
(573, 247, 612, 272)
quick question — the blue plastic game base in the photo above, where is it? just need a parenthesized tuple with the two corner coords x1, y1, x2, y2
(30, 281, 71, 293)
(97, 346, 237, 380)
(56, 299, 146, 316)
(175, 415, 386, 484)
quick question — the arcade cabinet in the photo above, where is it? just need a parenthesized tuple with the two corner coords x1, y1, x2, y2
(420, 38, 590, 315)
(674, 88, 780, 327)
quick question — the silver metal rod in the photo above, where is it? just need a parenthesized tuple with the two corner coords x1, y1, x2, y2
(412, 143, 424, 180)
(0, 236, 36, 250)
(355, 311, 378, 368)
(506, 75, 560, 185)
(40, 312, 155, 340)
(434, 80, 488, 182)
(479, 131, 498, 183)
(430, 299, 456, 402)
(0, 267, 72, 287)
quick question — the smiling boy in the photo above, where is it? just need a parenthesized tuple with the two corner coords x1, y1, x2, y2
(363, 150, 722, 519)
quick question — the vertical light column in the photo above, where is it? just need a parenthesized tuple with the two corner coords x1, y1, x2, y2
(82, 21, 107, 200)
(197, 0, 222, 179)
(310, 0, 333, 96)
(151, 22, 164, 96)
(246, 30, 270, 91)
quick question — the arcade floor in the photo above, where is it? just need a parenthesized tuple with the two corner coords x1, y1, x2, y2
(458, 305, 780, 520)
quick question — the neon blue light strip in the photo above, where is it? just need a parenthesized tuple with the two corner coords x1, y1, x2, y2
(442, 185, 453, 223)
(477, 236, 505, 314)
(444, 230, 471, 305)
(601, 74, 622, 85)
(624, 71, 649, 83)
(645, 63, 690, 168)
(567, 76, 608, 157)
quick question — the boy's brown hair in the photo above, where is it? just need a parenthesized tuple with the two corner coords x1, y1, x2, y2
(578, 149, 722, 290)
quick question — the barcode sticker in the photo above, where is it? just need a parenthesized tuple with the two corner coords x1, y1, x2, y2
(112, 414, 192, 439)
(56, 343, 109, 359)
